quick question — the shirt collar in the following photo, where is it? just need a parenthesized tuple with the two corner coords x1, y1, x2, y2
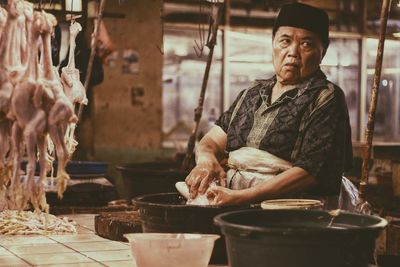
(256, 68, 327, 101)
(297, 69, 327, 95)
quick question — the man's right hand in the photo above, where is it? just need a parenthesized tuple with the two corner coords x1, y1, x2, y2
(185, 157, 226, 198)
(186, 125, 228, 198)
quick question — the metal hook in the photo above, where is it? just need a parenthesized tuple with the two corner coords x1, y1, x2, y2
(193, 2, 206, 58)
(70, 0, 75, 23)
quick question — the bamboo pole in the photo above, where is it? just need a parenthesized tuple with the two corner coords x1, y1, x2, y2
(77, 0, 107, 121)
(359, 0, 391, 204)
(182, 2, 224, 172)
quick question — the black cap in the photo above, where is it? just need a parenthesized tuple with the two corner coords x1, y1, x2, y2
(273, 3, 330, 48)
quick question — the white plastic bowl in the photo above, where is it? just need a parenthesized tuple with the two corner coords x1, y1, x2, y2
(124, 233, 219, 267)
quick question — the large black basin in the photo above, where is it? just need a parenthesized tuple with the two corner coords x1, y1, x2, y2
(117, 161, 188, 200)
(132, 192, 259, 264)
(214, 209, 387, 267)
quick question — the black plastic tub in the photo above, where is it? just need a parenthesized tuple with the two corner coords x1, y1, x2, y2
(214, 209, 387, 267)
(132, 192, 259, 264)
(117, 161, 188, 200)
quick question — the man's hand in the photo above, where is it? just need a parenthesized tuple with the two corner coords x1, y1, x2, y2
(186, 125, 228, 198)
(185, 158, 226, 198)
(206, 186, 245, 206)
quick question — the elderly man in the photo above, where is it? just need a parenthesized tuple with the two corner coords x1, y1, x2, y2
(185, 2, 353, 206)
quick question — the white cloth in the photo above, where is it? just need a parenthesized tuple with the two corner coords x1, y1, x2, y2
(225, 147, 359, 211)
(226, 147, 292, 190)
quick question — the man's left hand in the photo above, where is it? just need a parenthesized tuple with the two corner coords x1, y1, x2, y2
(206, 186, 245, 206)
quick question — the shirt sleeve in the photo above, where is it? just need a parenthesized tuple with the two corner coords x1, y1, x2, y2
(215, 89, 248, 133)
(293, 88, 350, 179)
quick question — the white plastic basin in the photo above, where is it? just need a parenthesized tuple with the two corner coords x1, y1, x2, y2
(124, 233, 220, 267)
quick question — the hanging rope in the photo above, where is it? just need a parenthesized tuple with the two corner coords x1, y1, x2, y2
(70, 0, 73, 16)
(69, 0, 74, 22)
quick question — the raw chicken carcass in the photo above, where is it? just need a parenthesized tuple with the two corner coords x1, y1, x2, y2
(20, 1, 33, 67)
(8, 11, 53, 211)
(0, 117, 12, 211)
(0, 36, 13, 198)
(175, 181, 214, 205)
(0, 7, 7, 39)
(0, 8, 12, 187)
(39, 12, 77, 199)
(3, 0, 26, 82)
(0, 71, 13, 174)
(61, 21, 88, 106)
(60, 21, 88, 157)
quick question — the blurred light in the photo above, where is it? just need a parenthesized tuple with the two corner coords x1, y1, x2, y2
(229, 31, 269, 43)
(393, 32, 400, 38)
(367, 68, 400, 75)
(321, 51, 338, 66)
(174, 46, 188, 57)
(66, 0, 82, 12)
(382, 79, 388, 86)
(340, 56, 351, 67)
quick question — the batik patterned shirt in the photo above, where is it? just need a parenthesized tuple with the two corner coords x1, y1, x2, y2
(215, 69, 353, 195)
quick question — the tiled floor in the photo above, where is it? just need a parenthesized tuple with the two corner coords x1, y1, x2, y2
(0, 214, 134, 267)
(0, 214, 227, 267)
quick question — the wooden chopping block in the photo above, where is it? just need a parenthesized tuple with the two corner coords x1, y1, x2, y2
(94, 211, 142, 241)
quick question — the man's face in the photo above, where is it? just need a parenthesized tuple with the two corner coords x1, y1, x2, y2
(272, 26, 325, 84)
